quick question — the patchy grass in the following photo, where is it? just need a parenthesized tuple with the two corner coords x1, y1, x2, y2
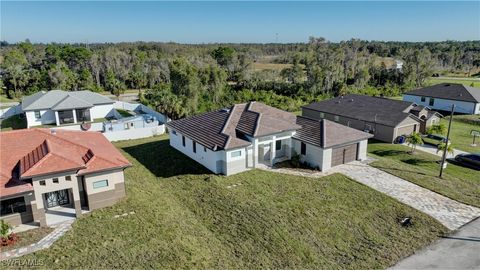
(0, 94, 20, 103)
(368, 142, 480, 207)
(253, 62, 292, 71)
(0, 115, 27, 131)
(16, 136, 448, 269)
(0, 227, 54, 253)
(440, 115, 480, 153)
(426, 77, 480, 88)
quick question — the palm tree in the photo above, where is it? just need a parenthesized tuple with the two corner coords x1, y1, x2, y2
(427, 123, 447, 135)
(406, 132, 423, 154)
(437, 142, 454, 158)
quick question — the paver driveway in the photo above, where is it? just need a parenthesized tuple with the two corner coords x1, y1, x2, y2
(330, 161, 480, 230)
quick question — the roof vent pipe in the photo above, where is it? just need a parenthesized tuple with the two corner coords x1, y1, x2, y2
(51, 128, 56, 134)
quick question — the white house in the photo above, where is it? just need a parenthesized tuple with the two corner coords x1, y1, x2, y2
(166, 102, 372, 176)
(21, 90, 116, 128)
(403, 83, 480, 114)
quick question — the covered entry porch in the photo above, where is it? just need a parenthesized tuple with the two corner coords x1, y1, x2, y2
(254, 134, 293, 167)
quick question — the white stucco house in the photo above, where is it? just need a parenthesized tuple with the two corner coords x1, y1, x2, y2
(166, 102, 372, 176)
(403, 83, 480, 114)
(21, 90, 116, 128)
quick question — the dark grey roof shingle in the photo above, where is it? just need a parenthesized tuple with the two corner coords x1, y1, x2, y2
(302, 94, 418, 127)
(405, 83, 480, 103)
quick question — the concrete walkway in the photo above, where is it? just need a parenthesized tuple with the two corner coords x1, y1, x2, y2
(262, 160, 480, 230)
(0, 220, 73, 261)
(404, 143, 470, 158)
(391, 217, 480, 269)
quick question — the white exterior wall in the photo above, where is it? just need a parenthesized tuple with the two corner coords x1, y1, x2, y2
(292, 139, 326, 170)
(83, 169, 125, 195)
(103, 125, 165, 142)
(90, 104, 114, 119)
(357, 140, 368, 161)
(224, 148, 248, 175)
(403, 95, 478, 114)
(169, 130, 225, 174)
(25, 110, 56, 128)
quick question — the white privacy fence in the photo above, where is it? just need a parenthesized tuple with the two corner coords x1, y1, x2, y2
(113, 101, 169, 123)
(103, 125, 165, 142)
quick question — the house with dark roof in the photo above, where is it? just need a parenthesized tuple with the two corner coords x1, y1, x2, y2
(403, 83, 480, 114)
(0, 129, 131, 227)
(166, 102, 372, 175)
(21, 90, 116, 128)
(302, 94, 442, 143)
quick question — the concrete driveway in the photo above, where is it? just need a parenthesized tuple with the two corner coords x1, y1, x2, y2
(391, 218, 480, 269)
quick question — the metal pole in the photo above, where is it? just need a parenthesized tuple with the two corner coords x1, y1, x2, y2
(439, 104, 455, 178)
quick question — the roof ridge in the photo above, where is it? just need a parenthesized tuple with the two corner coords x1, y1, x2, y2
(247, 102, 262, 137)
(48, 92, 70, 110)
(35, 129, 92, 152)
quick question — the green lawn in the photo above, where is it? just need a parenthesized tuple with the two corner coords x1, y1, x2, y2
(16, 136, 448, 269)
(440, 115, 480, 153)
(0, 94, 20, 103)
(426, 77, 480, 88)
(368, 142, 480, 208)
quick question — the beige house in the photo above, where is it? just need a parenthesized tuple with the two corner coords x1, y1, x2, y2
(0, 129, 131, 227)
(302, 94, 442, 143)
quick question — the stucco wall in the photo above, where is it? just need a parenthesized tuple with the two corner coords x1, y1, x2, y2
(403, 95, 478, 114)
(0, 193, 35, 226)
(292, 139, 325, 170)
(31, 171, 81, 210)
(25, 110, 56, 127)
(83, 169, 126, 210)
(357, 140, 368, 161)
(90, 104, 115, 119)
(169, 129, 225, 174)
(224, 148, 248, 175)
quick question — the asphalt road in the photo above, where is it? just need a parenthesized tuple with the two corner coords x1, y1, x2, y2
(391, 217, 480, 269)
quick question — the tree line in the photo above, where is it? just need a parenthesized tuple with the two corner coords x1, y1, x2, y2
(1, 38, 479, 119)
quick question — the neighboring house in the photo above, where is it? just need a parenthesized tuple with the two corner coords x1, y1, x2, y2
(0, 129, 131, 227)
(21, 90, 115, 128)
(103, 114, 159, 132)
(403, 83, 480, 114)
(302, 94, 441, 143)
(166, 102, 372, 175)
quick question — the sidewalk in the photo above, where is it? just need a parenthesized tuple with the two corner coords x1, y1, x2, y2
(403, 143, 469, 158)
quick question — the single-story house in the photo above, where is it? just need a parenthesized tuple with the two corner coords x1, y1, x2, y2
(166, 101, 372, 176)
(302, 94, 442, 143)
(21, 90, 116, 128)
(403, 83, 480, 114)
(0, 129, 131, 227)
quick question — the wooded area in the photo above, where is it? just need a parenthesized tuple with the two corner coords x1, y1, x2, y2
(1, 38, 479, 119)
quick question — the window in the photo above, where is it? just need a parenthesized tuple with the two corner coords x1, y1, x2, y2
(172, 130, 177, 136)
(93, 180, 109, 189)
(414, 124, 417, 132)
(334, 115, 340, 122)
(39, 180, 46, 186)
(124, 123, 129, 130)
(1, 197, 26, 215)
(301, 142, 306, 155)
(429, 98, 435, 106)
(275, 140, 282, 150)
(231, 150, 242, 158)
(319, 112, 325, 119)
(65, 176, 71, 181)
(421, 96, 426, 102)
(34, 111, 41, 119)
(53, 178, 59, 183)
(204, 146, 207, 152)
(182, 136, 186, 147)
(193, 141, 196, 153)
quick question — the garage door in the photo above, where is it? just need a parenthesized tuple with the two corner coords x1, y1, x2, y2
(397, 124, 417, 137)
(331, 143, 358, 167)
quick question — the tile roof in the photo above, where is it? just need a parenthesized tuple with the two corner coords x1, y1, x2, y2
(21, 90, 114, 111)
(405, 83, 480, 103)
(0, 129, 131, 197)
(166, 102, 301, 151)
(294, 116, 373, 148)
(302, 94, 419, 127)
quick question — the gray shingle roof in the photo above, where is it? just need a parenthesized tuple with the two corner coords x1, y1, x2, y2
(405, 83, 480, 103)
(166, 102, 301, 151)
(21, 90, 114, 111)
(302, 94, 418, 127)
(294, 116, 373, 148)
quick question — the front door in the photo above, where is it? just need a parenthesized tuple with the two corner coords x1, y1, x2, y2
(45, 190, 70, 208)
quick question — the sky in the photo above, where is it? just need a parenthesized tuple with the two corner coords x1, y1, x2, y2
(1, 1, 479, 43)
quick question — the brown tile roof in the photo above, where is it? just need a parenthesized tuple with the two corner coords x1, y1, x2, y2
(0, 129, 131, 198)
(166, 102, 301, 151)
(294, 116, 373, 148)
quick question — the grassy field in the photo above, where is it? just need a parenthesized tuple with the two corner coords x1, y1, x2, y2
(368, 142, 480, 207)
(252, 62, 293, 71)
(16, 136, 448, 269)
(0, 94, 20, 103)
(426, 77, 480, 88)
(0, 227, 53, 253)
(441, 115, 480, 153)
